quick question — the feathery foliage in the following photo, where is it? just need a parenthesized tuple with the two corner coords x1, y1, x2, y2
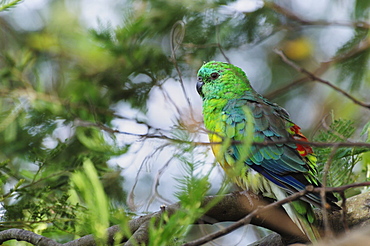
(70, 159, 110, 244)
(314, 118, 369, 195)
(0, 0, 22, 12)
(336, 28, 370, 91)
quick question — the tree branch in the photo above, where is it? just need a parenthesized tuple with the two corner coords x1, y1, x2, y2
(2, 184, 370, 246)
(274, 49, 370, 110)
(0, 229, 61, 246)
(266, 36, 370, 100)
(268, 2, 370, 29)
(73, 118, 370, 149)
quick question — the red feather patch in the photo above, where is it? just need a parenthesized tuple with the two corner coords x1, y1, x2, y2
(290, 124, 313, 157)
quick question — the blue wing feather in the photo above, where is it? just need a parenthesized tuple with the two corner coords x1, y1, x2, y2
(222, 97, 330, 207)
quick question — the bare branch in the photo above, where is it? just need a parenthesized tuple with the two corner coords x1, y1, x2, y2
(184, 182, 370, 246)
(274, 49, 370, 110)
(0, 229, 61, 246)
(269, 2, 370, 29)
(266, 36, 370, 99)
(170, 20, 194, 114)
(182, 189, 312, 246)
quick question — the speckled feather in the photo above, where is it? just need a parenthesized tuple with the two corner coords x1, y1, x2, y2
(197, 61, 339, 241)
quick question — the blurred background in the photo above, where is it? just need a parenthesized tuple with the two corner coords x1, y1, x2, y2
(0, 0, 369, 245)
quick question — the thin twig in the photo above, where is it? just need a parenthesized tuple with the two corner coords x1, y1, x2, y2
(127, 143, 170, 210)
(274, 49, 370, 110)
(73, 119, 370, 149)
(183, 181, 370, 246)
(320, 144, 339, 238)
(269, 2, 370, 29)
(157, 82, 183, 118)
(266, 37, 370, 99)
(1, 171, 70, 201)
(170, 20, 193, 112)
(146, 157, 175, 209)
(117, 132, 370, 150)
(182, 190, 308, 246)
(2, 183, 370, 246)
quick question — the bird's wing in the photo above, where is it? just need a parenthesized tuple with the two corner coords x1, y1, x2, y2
(221, 97, 325, 206)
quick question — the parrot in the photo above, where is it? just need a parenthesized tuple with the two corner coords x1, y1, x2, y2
(196, 61, 340, 242)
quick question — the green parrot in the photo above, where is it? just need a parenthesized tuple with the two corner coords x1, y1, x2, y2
(196, 61, 340, 242)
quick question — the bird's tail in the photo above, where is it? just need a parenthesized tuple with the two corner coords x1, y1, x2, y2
(286, 200, 321, 242)
(270, 183, 321, 242)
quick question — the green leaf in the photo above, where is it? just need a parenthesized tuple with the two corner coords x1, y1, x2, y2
(354, 0, 370, 19)
(0, 0, 23, 12)
(69, 159, 110, 243)
(360, 121, 370, 140)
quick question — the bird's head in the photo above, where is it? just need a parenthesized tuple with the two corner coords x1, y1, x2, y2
(196, 61, 252, 100)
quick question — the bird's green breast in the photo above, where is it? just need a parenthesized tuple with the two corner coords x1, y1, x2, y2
(202, 98, 228, 136)
(202, 97, 230, 171)
(202, 97, 274, 197)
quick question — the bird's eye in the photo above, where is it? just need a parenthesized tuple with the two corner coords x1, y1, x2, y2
(210, 72, 219, 80)
(197, 76, 203, 82)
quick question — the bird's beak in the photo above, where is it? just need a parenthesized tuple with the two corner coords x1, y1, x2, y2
(196, 81, 204, 97)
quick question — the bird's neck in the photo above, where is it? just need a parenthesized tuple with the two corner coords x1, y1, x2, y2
(202, 97, 227, 133)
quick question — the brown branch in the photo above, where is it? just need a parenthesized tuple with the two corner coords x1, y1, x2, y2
(269, 2, 370, 29)
(266, 36, 370, 100)
(2, 185, 370, 246)
(68, 183, 370, 245)
(274, 49, 370, 110)
(0, 229, 61, 246)
(74, 118, 370, 149)
(183, 182, 370, 246)
(69, 182, 370, 245)
(124, 132, 370, 149)
(182, 189, 312, 246)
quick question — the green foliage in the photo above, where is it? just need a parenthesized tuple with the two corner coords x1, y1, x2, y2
(314, 118, 369, 195)
(354, 0, 370, 19)
(148, 144, 211, 246)
(336, 28, 370, 91)
(70, 159, 110, 243)
(143, 126, 228, 245)
(335, 13, 369, 91)
(240, 6, 280, 44)
(0, 0, 22, 12)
